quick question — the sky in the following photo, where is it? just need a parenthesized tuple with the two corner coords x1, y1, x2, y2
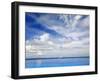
(25, 12, 90, 58)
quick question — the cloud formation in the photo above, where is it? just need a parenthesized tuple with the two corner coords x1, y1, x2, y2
(40, 33, 49, 42)
(25, 12, 89, 58)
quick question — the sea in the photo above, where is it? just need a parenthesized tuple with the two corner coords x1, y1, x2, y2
(25, 57, 89, 68)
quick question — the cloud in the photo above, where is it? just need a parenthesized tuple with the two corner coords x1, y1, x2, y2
(77, 16, 89, 28)
(34, 14, 89, 39)
(74, 15, 82, 20)
(40, 33, 49, 42)
(25, 13, 90, 58)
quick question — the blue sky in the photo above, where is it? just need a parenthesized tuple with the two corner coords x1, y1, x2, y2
(25, 13, 65, 40)
(25, 12, 90, 57)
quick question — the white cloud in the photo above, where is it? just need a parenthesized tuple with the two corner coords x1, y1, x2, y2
(37, 51, 43, 55)
(74, 15, 82, 20)
(26, 14, 89, 58)
(40, 33, 50, 42)
(67, 31, 88, 38)
(36, 15, 89, 41)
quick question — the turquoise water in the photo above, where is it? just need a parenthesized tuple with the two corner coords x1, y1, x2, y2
(25, 57, 89, 68)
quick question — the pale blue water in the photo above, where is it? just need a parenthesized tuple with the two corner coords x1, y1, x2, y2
(25, 57, 89, 68)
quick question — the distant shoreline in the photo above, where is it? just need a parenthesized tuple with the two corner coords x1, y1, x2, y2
(25, 56, 89, 60)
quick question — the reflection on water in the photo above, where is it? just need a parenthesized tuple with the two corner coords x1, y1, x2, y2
(25, 57, 89, 68)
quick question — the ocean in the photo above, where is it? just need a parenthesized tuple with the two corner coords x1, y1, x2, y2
(25, 57, 89, 68)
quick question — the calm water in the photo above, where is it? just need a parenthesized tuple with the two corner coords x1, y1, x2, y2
(25, 57, 89, 68)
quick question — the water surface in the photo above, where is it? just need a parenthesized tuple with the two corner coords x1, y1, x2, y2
(25, 57, 89, 68)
